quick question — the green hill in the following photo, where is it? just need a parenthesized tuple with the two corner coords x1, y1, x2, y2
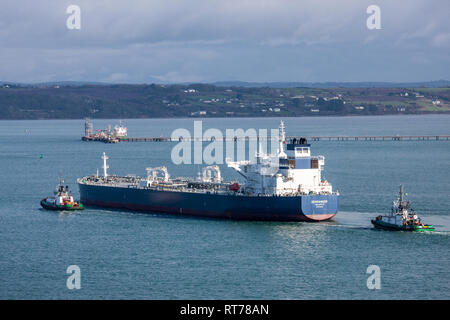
(0, 83, 449, 119)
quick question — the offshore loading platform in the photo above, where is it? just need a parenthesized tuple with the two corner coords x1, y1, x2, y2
(82, 118, 127, 143)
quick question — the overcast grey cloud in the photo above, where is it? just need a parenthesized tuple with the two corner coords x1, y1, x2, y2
(0, 0, 449, 83)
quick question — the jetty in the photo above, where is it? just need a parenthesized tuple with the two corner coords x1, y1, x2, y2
(306, 135, 450, 141)
(81, 118, 449, 143)
(83, 135, 450, 143)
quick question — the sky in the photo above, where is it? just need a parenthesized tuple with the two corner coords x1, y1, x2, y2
(0, 0, 449, 84)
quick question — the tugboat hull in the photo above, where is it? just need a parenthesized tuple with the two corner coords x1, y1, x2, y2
(40, 199, 84, 211)
(371, 219, 434, 232)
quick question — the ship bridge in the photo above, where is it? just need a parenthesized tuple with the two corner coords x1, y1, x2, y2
(227, 121, 333, 196)
(278, 138, 324, 172)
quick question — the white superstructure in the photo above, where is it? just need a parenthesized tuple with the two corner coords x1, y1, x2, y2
(380, 185, 419, 226)
(45, 179, 75, 205)
(114, 121, 127, 138)
(226, 121, 334, 196)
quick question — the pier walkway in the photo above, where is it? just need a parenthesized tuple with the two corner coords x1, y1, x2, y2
(82, 135, 450, 143)
(306, 135, 450, 141)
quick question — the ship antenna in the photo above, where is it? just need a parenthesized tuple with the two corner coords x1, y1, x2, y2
(102, 152, 109, 177)
(58, 169, 64, 186)
(399, 184, 403, 209)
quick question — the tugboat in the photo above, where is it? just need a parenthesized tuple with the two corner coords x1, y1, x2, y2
(371, 185, 434, 232)
(41, 178, 84, 211)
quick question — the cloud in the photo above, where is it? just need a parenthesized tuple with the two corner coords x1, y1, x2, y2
(432, 33, 450, 47)
(3, 0, 445, 48)
(102, 72, 129, 82)
(0, 0, 448, 83)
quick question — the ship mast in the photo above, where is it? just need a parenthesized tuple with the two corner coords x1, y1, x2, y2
(102, 152, 109, 177)
(58, 169, 64, 186)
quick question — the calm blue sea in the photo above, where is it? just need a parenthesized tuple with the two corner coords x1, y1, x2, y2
(0, 115, 449, 299)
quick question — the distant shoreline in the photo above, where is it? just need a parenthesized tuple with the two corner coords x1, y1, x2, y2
(2, 80, 449, 88)
(2, 114, 450, 122)
(0, 83, 449, 120)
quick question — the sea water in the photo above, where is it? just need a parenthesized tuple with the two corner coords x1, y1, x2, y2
(0, 115, 449, 299)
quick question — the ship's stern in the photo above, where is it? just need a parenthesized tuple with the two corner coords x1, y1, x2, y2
(300, 194, 339, 221)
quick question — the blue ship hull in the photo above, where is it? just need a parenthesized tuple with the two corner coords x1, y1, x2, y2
(78, 183, 338, 222)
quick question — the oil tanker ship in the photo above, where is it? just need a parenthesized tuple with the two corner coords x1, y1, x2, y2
(78, 121, 339, 222)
